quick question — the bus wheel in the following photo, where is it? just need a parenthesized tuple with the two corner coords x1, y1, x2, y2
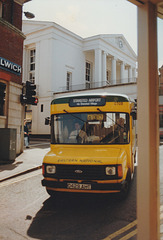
(119, 174, 130, 199)
(119, 181, 129, 199)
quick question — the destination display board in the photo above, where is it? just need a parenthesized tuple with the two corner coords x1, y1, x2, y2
(87, 114, 104, 121)
(69, 97, 106, 107)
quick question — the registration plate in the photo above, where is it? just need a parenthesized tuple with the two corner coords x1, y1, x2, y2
(67, 183, 91, 190)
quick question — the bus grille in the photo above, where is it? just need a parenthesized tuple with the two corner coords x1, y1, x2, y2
(44, 164, 119, 180)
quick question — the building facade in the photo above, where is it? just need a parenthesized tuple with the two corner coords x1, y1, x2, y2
(0, 0, 30, 154)
(22, 20, 137, 136)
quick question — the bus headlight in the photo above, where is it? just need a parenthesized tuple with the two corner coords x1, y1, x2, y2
(46, 165, 56, 174)
(105, 166, 116, 176)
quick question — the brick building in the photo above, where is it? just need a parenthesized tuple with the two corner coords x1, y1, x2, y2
(0, 0, 31, 155)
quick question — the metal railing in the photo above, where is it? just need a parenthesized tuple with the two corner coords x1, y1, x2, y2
(59, 77, 137, 93)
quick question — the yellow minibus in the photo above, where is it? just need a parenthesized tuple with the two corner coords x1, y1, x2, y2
(42, 93, 137, 198)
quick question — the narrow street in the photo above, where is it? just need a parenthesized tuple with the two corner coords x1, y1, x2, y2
(0, 156, 137, 240)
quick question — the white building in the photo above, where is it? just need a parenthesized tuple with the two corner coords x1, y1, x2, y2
(22, 20, 137, 136)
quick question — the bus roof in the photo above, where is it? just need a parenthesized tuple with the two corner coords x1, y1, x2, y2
(51, 93, 132, 105)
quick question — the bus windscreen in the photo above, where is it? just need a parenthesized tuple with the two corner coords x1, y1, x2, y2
(51, 112, 129, 144)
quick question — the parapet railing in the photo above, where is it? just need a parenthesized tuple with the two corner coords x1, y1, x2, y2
(59, 77, 137, 92)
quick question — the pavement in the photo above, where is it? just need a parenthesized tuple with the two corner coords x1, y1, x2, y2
(0, 142, 50, 182)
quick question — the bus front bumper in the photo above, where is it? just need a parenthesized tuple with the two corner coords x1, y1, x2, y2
(42, 178, 124, 193)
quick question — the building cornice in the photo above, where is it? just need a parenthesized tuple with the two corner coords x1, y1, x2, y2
(0, 18, 26, 39)
(23, 20, 83, 42)
(14, 0, 31, 6)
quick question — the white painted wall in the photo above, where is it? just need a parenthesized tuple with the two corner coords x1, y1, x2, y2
(22, 20, 137, 135)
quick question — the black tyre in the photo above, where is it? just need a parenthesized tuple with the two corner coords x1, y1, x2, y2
(119, 172, 131, 200)
(119, 180, 130, 199)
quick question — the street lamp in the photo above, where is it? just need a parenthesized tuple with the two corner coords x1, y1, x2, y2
(24, 11, 35, 19)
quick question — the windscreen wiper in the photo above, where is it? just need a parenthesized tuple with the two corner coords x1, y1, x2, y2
(63, 109, 86, 123)
(97, 108, 125, 130)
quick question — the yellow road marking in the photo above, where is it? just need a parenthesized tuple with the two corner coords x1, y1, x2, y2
(103, 220, 137, 240)
(119, 229, 137, 240)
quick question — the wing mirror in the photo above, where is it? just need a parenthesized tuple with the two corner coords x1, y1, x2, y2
(45, 117, 51, 125)
(131, 111, 137, 120)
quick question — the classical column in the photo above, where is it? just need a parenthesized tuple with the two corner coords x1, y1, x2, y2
(111, 57, 116, 85)
(133, 68, 137, 81)
(102, 51, 107, 85)
(120, 61, 125, 83)
(95, 49, 102, 85)
(128, 66, 132, 82)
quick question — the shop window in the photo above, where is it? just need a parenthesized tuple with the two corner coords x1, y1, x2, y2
(160, 106, 163, 128)
(0, 2, 3, 18)
(0, 81, 6, 116)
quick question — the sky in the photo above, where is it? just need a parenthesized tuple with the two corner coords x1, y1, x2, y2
(23, 0, 163, 68)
